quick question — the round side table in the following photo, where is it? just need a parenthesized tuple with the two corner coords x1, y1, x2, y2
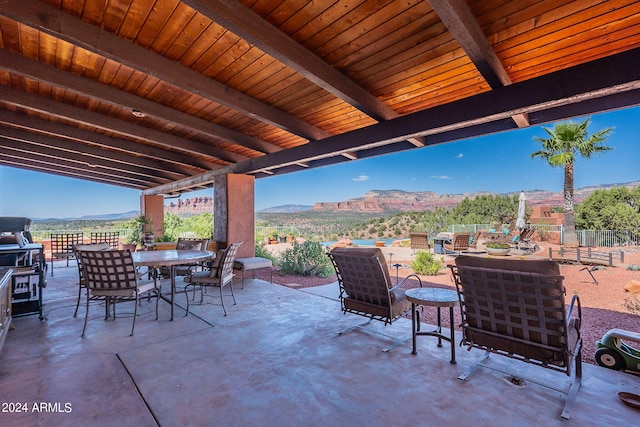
(405, 287, 459, 364)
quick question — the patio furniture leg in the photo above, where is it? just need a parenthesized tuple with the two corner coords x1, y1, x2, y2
(219, 285, 227, 316)
(131, 295, 138, 336)
(561, 349, 582, 420)
(458, 350, 491, 380)
(81, 293, 90, 338)
(337, 318, 373, 335)
(73, 284, 82, 318)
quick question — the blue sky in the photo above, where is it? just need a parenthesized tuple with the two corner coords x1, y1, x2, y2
(1, 107, 638, 219)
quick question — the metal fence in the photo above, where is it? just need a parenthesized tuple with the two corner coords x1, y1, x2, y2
(28, 225, 640, 248)
(28, 228, 135, 242)
(449, 224, 639, 247)
(577, 229, 639, 247)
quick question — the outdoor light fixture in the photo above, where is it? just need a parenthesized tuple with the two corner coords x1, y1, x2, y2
(131, 109, 145, 118)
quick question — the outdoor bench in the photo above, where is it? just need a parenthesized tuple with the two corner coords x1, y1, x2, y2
(234, 257, 273, 288)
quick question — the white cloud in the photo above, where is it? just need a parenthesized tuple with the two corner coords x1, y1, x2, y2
(430, 175, 451, 180)
(456, 153, 464, 158)
(352, 175, 369, 182)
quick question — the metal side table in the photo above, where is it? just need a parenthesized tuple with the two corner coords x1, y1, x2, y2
(405, 287, 459, 364)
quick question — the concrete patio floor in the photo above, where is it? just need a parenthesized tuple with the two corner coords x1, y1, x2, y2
(1, 262, 638, 426)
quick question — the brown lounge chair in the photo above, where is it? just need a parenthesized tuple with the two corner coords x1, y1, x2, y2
(449, 256, 582, 420)
(327, 247, 423, 351)
(443, 232, 471, 254)
(409, 232, 429, 250)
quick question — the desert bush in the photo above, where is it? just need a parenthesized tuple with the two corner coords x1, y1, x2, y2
(255, 243, 278, 265)
(410, 251, 443, 275)
(625, 294, 640, 315)
(278, 241, 334, 277)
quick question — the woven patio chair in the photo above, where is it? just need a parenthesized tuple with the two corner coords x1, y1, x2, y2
(468, 231, 482, 249)
(71, 243, 111, 318)
(443, 232, 470, 254)
(183, 242, 242, 316)
(78, 249, 159, 337)
(50, 232, 84, 276)
(89, 231, 120, 249)
(409, 232, 429, 251)
(157, 238, 209, 278)
(450, 255, 582, 420)
(327, 247, 423, 352)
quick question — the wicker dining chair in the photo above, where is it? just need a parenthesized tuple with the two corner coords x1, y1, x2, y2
(71, 243, 111, 318)
(327, 247, 423, 351)
(450, 255, 582, 420)
(50, 232, 84, 275)
(89, 231, 120, 249)
(183, 242, 242, 316)
(157, 238, 209, 278)
(78, 249, 159, 337)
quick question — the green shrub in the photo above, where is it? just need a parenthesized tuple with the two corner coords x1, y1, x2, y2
(279, 241, 334, 277)
(485, 242, 510, 249)
(254, 243, 278, 265)
(411, 251, 443, 275)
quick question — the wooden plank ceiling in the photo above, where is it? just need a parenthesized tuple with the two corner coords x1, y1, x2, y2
(1, 0, 639, 195)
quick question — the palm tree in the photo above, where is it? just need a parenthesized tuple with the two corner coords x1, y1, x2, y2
(531, 118, 613, 247)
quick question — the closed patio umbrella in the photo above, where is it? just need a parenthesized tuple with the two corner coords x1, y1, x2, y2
(516, 191, 526, 230)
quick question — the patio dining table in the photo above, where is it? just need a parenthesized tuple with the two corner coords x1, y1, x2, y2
(132, 250, 213, 320)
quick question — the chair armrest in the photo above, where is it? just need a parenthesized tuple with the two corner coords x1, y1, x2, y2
(391, 273, 423, 291)
(566, 294, 582, 327)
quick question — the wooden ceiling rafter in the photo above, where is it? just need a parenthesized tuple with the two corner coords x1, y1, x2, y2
(0, 153, 154, 190)
(0, 49, 272, 162)
(0, 0, 637, 194)
(0, 0, 327, 142)
(428, 0, 529, 128)
(143, 46, 640, 195)
(0, 139, 167, 188)
(0, 83, 233, 169)
(0, 109, 197, 176)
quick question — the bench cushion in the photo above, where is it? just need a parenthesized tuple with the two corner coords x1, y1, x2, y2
(234, 257, 273, 271)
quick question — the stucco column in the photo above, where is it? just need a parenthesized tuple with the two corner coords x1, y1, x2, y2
(214, 173, 255, 258)
(141, 194, 164, 240)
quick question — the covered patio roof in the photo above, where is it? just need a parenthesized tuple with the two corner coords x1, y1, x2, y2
(1, 0, 639, 196)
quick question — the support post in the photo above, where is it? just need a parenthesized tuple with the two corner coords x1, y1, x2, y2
(141, 195, 164, 241)
(214, 174, 255, 258)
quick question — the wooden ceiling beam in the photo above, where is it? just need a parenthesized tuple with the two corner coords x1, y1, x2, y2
(144, 47, 640, 195)
(184, 0, 425, 147)
(0, 85, 231, 169)
(0, 129, 175, 183)
(0, 110, 199, 176)
(0, 143, 162, 188)
(428, 0, 529, 128)
(0, 51, 258, 161)
(0, 0, 328, 141)
(0, 156, 148, 190)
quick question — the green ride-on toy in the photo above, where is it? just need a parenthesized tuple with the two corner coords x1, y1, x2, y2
(595, 329, 640, 373)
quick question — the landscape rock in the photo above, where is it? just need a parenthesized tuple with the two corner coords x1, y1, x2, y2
(330, 239, 353, 250)
(623, 280, 640, 293)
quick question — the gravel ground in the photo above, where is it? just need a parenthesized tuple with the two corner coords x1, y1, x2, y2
(256, 244, 640, 366)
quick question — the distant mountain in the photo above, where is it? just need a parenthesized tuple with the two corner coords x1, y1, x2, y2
(32, 210, 139, 222)
(311, 181, 640, 214)
(76, 210, 140, 220)
(165, 181, 639, 216)
(257, 205, 312, 213)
